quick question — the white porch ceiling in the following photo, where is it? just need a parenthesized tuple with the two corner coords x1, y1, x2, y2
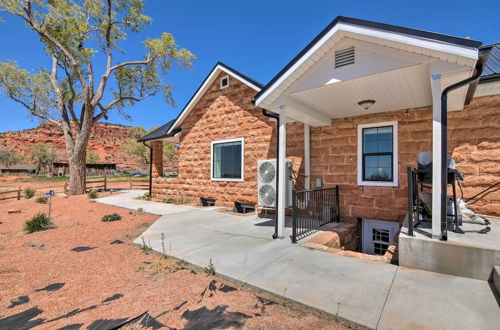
(287, 63, 471, 120)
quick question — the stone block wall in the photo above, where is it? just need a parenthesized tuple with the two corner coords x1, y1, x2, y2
(287, 94, 500, 221)
(152, 72, 278, 206)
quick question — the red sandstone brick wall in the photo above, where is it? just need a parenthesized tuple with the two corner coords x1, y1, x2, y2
(152, 72, 278, 206)
(287, 94, 500, 221)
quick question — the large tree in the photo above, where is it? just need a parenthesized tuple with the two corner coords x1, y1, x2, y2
(0, 0, 194, 194)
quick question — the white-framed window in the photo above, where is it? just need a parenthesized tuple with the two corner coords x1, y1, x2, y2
(211, 137, 244, 181)
(362, 219, 399, 255)
(357, 121, 398, 187)
(220, 75, 229, 89)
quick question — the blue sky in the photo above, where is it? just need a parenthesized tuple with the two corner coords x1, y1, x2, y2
(0, 0, 499, 132)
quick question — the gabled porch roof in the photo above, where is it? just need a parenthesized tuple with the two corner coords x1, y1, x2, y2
(254, 16, 482, 126)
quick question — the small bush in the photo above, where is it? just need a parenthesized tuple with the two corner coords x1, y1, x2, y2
(34, 196, 48, 204)
(137, 207, 144, 213)
(23, 187, 36, 199)
(140, 236, 153, 254)
(163, 198, 174, 204)
(204, 259, 216, 276)
(101, 213, 122, 222)
(175, 196, 191, 205)
(138, 257, 183, 276)
(24, 212, 54, 233)
(87, 189, 98, 199)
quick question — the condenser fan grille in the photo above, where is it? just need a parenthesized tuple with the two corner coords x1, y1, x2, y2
(259, 184, 276, 206)
(258, 162, 276, 183)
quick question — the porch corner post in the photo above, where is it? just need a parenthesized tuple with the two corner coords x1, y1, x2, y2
(304, 124, 311, 190)
(431, 74, 442, 239)
(277, 105, 287, 239)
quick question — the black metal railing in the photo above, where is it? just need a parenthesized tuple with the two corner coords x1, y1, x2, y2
(292, 186, 340, 243)
(406, 167, 417, 236)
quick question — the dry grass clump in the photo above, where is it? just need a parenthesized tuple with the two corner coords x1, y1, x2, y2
(138, 257, 184, 276)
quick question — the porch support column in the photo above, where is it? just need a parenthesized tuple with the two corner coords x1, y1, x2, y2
(431, 74, 442, 239)
(277, 105, 287, 239)
(304, 124, 311, 190)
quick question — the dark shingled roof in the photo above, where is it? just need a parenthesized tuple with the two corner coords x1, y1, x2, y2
(137, 119, 176, 142)
(480, 43, 500, 82)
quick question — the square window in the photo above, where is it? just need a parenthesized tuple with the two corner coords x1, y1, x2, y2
(220, 76, 229, 89)
(212, 139, 243, 180)
(373, 242, 389, 255)
(372, 229, 390, 243)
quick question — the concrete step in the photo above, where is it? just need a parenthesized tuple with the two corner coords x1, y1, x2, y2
(493, 266, 500, 296)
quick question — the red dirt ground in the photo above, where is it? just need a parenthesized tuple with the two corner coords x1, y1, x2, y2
(0, 194, 360, 329)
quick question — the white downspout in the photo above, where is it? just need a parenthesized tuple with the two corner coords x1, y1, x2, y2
(431, 74, 442, 239)
(277, 105, 287, 238)
(304, 124, 311, 191)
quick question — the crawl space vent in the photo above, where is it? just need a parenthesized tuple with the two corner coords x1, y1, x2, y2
(335, 47, 355, 68)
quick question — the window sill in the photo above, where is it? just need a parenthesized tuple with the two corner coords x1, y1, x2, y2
(211, 178, 244, 182)
(357, 180, 398, 187)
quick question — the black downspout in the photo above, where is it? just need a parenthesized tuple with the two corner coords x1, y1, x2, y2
(143, 142, 153, 197)
(262, 109, 280, 239)
(440, 63, 483, 241)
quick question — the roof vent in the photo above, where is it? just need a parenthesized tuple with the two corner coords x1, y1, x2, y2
(335, 47, 355, 68)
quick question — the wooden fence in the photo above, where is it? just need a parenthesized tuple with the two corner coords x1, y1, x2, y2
(85, 176, 150, 192)
(0, 187, 21, 201)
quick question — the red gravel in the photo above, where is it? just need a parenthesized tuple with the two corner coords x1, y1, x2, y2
(0, 194, 360, 329)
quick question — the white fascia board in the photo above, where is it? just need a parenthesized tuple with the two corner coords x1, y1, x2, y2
(255, 22, 479, 108)
(167, 64, 261, 134)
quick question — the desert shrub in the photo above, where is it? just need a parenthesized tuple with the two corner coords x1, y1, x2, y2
(24, 212, 54, 233)
(204, 259, 216, 276)
(140, 236, 153, 254)
(23, 187, 36, 199)
(137, 257, 183, 276)
(87, 189, 98, 199)
(163, 198, 174, 204)
(101, 213, 122, 222)
(34, 196, 48, 204)
(175, 196, 191, 205)
(137, 207, 144, 213)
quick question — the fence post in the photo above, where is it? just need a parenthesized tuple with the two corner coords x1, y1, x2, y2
(406, 167, 414, 236)
(292, 189, 297, 243)
(335, 185, 340, 222)
(17, 187, 21, 200)
(104, 177, 107, 191)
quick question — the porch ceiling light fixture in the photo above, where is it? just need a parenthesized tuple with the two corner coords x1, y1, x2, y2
(358, 100, 375, 110)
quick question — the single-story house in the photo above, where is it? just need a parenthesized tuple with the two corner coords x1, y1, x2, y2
(140, 17, 500, 256)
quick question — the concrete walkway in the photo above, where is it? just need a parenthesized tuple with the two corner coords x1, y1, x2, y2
(97, 191, 500, 329)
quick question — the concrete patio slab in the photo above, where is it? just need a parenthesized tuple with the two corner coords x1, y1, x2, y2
(242, 247, 398, 329)
(378, 267, 500, 330)
(97, 191, 500, 329)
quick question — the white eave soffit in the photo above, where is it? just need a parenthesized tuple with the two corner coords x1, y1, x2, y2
(255, 22, 479, 108)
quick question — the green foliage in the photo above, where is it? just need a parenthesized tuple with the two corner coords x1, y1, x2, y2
(0, 0, 194, 194)
(140, 235, 153, 254)
(0, 147, 23, 168)
(204, 259, 216, 276)
(87, 189, 98, 199)
(86, 150, 100, 164)
(34, 196, 48, 204)
(24, 212, 54, 233)
(137, 207, 144, 213)
(163, 197, 174, 204)
(27, 143, 58, 174)
(23, 187, 36, 199)
(101, 212, 122, 222)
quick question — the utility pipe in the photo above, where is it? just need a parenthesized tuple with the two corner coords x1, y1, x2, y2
(440, 63, 483, 240)
(262, 109, 280, 239)
(143, 142, 153, 197)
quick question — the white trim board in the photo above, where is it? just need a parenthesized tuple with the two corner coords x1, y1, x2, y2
(167, 64, 261, 135)
(357, 121, 399, 187)
(210, 137, 245, 182)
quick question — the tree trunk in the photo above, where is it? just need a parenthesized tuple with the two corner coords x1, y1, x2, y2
(68, 145, 87, 195)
